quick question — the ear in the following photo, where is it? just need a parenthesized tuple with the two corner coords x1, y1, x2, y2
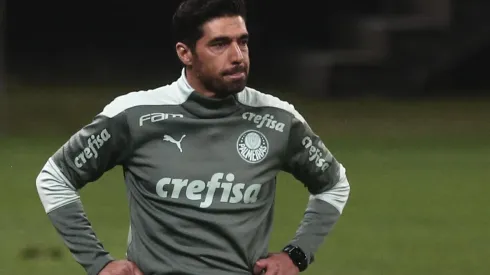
(176, 42, 193, 66)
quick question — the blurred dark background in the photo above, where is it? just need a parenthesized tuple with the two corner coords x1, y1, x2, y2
(4, 0, 490, 97)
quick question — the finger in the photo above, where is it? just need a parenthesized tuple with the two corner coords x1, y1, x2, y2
(129, 262, 144, 275)
(258, 261, 279, 275)
(253, 260, 267, 275)
(253, 264, 265, 275)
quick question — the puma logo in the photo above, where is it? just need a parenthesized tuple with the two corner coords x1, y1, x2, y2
(163, 134, 186, 153)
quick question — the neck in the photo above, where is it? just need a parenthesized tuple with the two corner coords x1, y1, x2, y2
(185, 68, 219, 98)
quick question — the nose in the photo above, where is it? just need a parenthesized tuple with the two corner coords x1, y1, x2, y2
(229, 43, 244, 64)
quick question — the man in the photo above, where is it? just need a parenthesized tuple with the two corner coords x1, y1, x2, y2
(36, 0, 351, 274)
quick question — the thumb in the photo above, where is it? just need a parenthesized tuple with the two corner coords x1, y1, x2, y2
(253, 259, 268, 275)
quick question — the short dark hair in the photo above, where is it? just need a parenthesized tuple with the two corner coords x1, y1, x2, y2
(172, 0, 247, 49)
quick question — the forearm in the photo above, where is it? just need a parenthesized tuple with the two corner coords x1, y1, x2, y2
(49, 201, 114, 275)
(289, 165, 350, 263)
(289, 199, 341, 263)
(36, 159, 113, 275)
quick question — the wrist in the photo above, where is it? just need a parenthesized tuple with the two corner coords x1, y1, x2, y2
(91, 254, 115, 275)
(282, 245, 308, 272)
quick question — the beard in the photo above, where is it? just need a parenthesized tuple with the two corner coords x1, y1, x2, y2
(194, 61, 248, 97)
(202, 74, 247, 97)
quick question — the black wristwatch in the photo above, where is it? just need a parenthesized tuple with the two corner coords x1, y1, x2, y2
(282, 245, 308, 272)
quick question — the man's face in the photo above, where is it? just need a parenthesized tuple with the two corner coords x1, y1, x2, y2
(192, 16, 250, 96)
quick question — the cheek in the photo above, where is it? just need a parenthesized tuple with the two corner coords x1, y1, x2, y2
(195, 50, 228, 76)
(197, 60, 222, 80)
(195, 56, 212, 73)
(242, 52, 250, 67)
(197, 54, 216, 70)
(208, 59, 227, 76)
(199, 63, 218, 79)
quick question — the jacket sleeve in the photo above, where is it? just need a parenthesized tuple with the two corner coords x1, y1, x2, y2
(36, 103, 132, 275)
(282, 111, 350, 264)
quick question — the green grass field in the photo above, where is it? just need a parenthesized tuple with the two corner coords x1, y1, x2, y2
(1, 88, 489, 274)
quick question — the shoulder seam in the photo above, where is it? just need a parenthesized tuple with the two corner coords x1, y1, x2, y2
(100, 82, 191, 118)
(237, 87, 306, 123)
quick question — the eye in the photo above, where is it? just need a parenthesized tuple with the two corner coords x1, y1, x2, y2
(213, 42, 227, 49)
(239, 39, 248, 46)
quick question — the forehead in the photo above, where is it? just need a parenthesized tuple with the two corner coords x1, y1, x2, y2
(201, 16, 248, 39)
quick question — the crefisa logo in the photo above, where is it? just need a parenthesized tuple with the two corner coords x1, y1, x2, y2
(236, 130, 269, 164)
(74, 129, 112, 168)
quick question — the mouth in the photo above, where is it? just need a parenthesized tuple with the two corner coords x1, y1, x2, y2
(223, 67, 246, 80)
(225, 71, 246, 80)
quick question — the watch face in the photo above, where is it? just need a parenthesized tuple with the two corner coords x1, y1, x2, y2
(291, 248, 305, 262)
(284, 246, 307, 271)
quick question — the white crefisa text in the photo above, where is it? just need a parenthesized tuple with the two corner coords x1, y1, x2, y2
(242, 112, 285, 132)
(302, 136, 331, 172)
(155, 172, 262, 208)
(74, 129, 112, 168)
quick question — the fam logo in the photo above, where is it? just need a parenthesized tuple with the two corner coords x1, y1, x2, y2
(242, 112, 285, 132)
(237, 130, 269, 164)
(139, 113, 184, 126)
(74, 129, 111, 168)
(302, 136, 332, 172)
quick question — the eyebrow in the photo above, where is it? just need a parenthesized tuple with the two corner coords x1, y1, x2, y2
(208, 34, 249, 44)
